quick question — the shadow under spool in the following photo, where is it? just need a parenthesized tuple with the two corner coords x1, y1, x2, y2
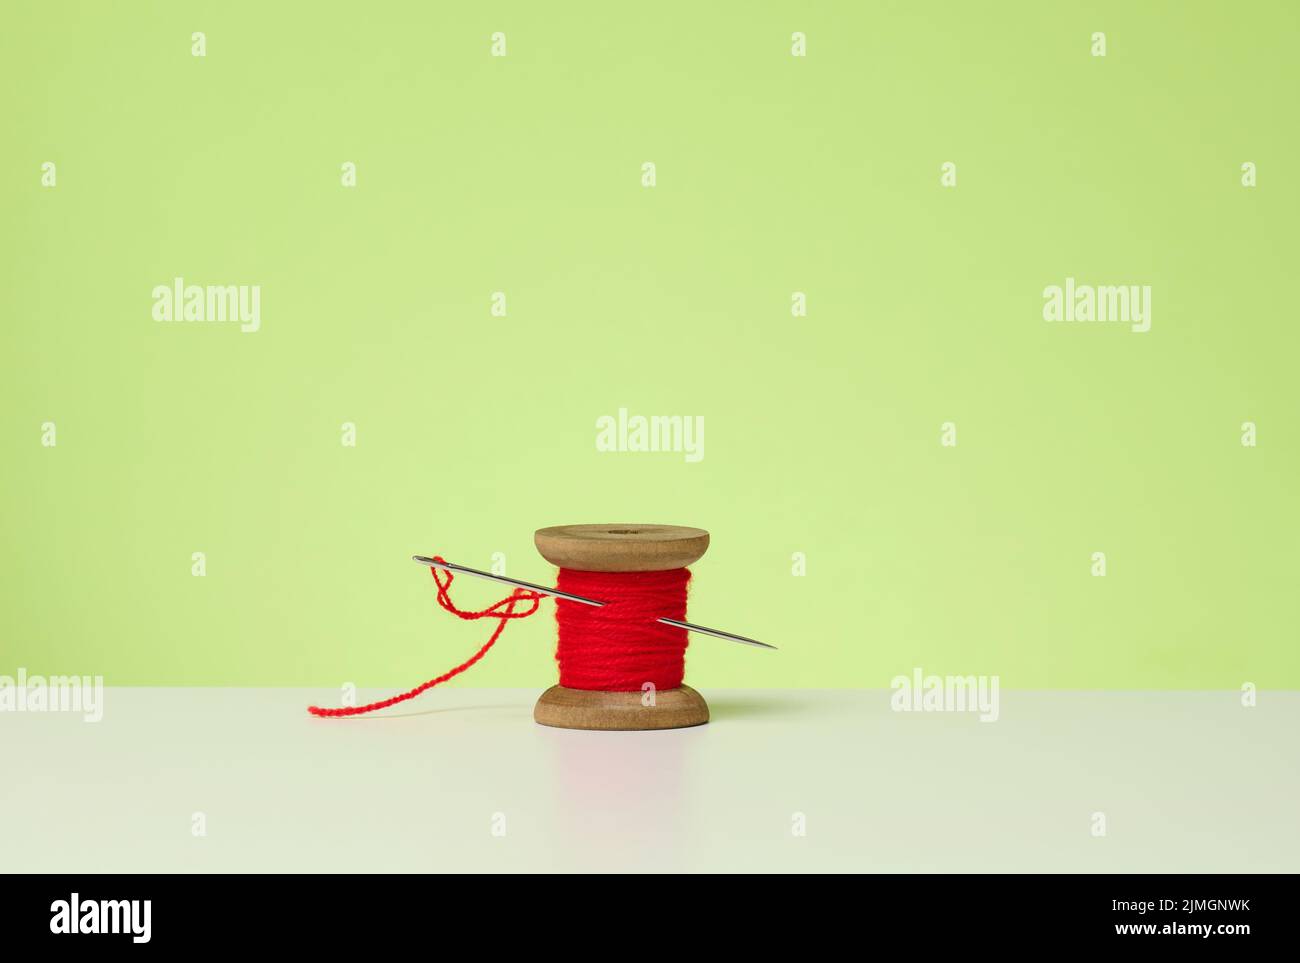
(532, 523, 711, 731)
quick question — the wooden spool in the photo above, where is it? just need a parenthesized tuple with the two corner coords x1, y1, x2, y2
(532, 523, 711, 731)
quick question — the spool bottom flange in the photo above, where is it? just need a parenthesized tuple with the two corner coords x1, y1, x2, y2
(533, 684, 709, 731)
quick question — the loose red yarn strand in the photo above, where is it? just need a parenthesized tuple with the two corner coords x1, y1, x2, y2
(307, 558, 542, 718)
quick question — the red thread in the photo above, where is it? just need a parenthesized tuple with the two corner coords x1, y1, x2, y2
(554, 568, 690, 691)
(307, 558, 542, 717)
(307, 558, 694, 717)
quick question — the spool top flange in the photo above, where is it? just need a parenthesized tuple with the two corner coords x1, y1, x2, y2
(533, 523, 709, 572)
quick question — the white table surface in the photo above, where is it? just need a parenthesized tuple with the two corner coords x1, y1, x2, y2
(4, 688, 1295, 873)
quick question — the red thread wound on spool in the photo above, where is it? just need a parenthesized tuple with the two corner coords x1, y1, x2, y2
(554, 567, 691, 691)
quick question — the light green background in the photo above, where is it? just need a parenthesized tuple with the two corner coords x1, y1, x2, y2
(3, 2, 1296, 689)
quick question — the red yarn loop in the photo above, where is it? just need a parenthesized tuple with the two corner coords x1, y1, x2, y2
(307, 558, 542, 718)
(307, 557, 693, 718)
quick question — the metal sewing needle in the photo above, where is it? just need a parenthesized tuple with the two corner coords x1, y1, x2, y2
(411, 556, 777, 650)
